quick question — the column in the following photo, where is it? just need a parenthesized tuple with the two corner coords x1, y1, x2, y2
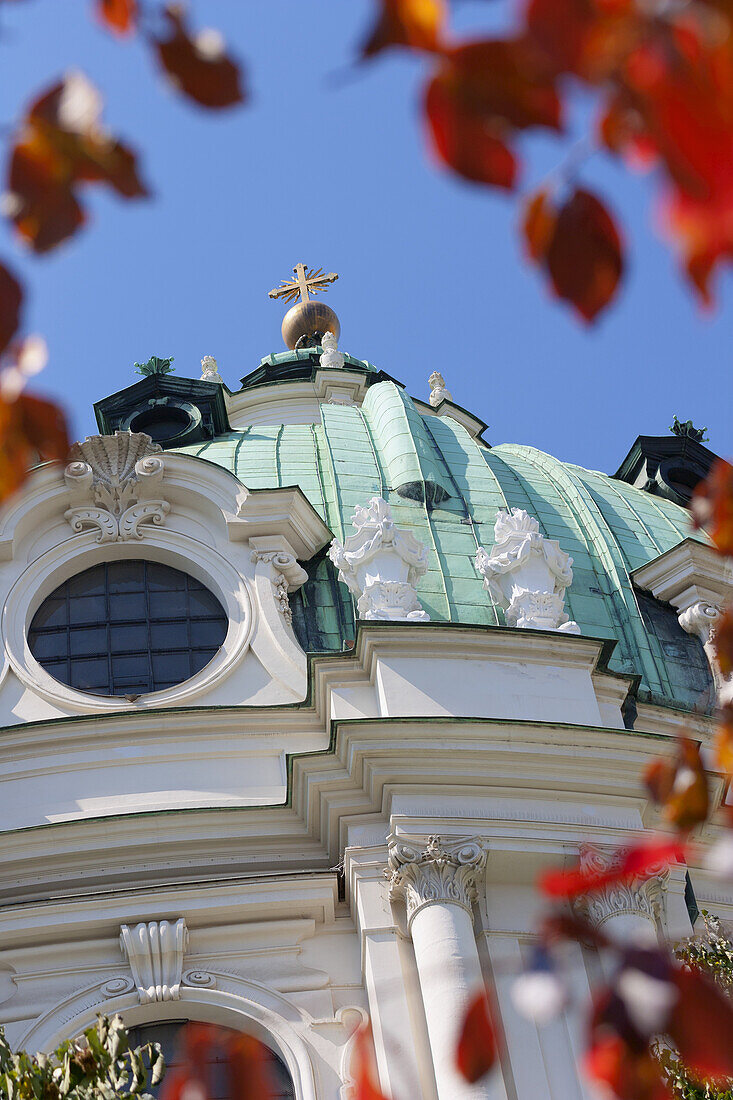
(388, 835, 492, 1100)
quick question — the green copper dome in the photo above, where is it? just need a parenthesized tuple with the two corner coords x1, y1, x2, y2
(174, 360, 714, 715)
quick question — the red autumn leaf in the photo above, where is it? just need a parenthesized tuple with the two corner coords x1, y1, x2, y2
(161, 1024, 277, 1100)
(439, 39, 563, 132)
(0, 263, 23, 357)
(525, 187, 624, 321)
(97, 0, 137, 35)
(6, 72, 148, 253)
(425, 74, 517, 188)
(361, 0, 446, 58)
(664, 186, 733, 306)
(526, 0, 640, 83)
(539, 838, 687, 899)
(669, 965, 733, 1085)
(692, 459, 733, 556)
(154, 4, 245, 110)
(0, 392, 70, 505)
(585, 1031, 671, 1100)
(522, 188, 557, 260)
(456, 992, 497, 1084)
(351, 1025, 391, 1100)
(643, 736, 709, 833)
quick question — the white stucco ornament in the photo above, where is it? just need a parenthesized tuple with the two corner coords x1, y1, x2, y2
(319, 330, 345, 370)
(428, 371, 452, 408)
(475, 508, 580, 633)
(201, 355, 223, 383)
(328, 497, 430, 621)
(64, 432, 169, 543)
(119, 918, 188, 1003)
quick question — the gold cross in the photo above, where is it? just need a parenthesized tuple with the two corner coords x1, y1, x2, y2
(268, 264, 339, 305)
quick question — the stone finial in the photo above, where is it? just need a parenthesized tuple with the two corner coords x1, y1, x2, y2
(64, 432, 169, 543)
(135, 355, 174, 377)
(120, 918, 188, 1003)
(201, 355, 223, 383)
(670, 415, 708, 443)
(475, 508, 580, 633)
(328, 497, 430, 621)
(428, 371, 452, 408)
(387, 835, 487, 928)
(571, 844, 668, 935)
(319, 330, 345, 370)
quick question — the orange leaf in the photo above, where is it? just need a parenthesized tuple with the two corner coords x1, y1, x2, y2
(526, 0, 640, 83)
(692, 459, 733, 556)
(717, 606, 733, 679)
(361, 0, 446, 58)
(97, 0, 137, 35)
(154, 4, 245, 110)
(522, 188, 557, 260)
(0, 263, 23, 357)
(425, 73, 517, 188)
(6, 73, 148, 253)
(584, 1031, 671, 1100)
(0, 392, 69, 505)
(657, 737, 709, 833)
(528, 187, 624, 322)
(456, 992, 497, 1084)
(352, 1025, 391, 1100)
(539, 837, 687, 898)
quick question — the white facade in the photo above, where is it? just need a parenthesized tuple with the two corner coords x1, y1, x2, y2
(0, 384, 730, 1100)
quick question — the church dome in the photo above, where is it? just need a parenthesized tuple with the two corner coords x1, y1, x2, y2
(172, 347, 716, 716)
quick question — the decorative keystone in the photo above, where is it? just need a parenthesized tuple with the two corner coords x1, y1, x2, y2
(120, 918, 188, 1004)
(475, 508, 580, 633)
(571, 844, 668, 932)
(428, 371, 452, 408)
(319, 330, 345, 370)
(387, 835, 487, 928)
(328, 497, 430, 621)
(64, 432, 169, 543)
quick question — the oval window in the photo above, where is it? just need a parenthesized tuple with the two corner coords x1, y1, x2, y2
(28, 560, 228, 696)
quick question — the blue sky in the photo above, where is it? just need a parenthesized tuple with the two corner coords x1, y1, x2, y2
(0, 0, 730, 472)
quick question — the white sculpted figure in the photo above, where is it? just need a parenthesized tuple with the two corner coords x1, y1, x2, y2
(319, 330, 345, 370)
(328, 497, 430, 621)
(475, 508, 580, 633)
(200, 355, 223, 383)
(428, 371, 452, 407)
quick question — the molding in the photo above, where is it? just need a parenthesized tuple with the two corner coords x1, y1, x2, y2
(120, 918, 188, 1003)
(313, 369, 369, 407)
(227, 485, 332, 561)
(387, 834, 487, 928)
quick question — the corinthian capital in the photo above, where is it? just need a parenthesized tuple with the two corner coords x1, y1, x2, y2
(571, 844, 668, 932)
(387, 835, 487, 928)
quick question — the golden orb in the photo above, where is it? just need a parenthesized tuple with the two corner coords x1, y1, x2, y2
(281, 301, 341, 350)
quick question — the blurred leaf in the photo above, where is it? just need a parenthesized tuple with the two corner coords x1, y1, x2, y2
(6, 72, 148, 253)
(351, 1025, 391, 1100)
(692, 459, 733, 556)
(523, 187, 624, 321)
(456, 992, 497, 1084)
(539, 838, 687, 899)
(154, 5, 245, 110)
(643, 736, 709, 833)
(0, 393, 69, 504)
(0, 264, 23, 358)
(669, 966, 733, 1086)
(425, 73, 517, 188)
(361, 0, 446, 58)
(97, 0, 137, 35)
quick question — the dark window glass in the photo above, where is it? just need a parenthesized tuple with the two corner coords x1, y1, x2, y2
(126, 1022, 294, 1100)
(29, 561, 228, 697)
